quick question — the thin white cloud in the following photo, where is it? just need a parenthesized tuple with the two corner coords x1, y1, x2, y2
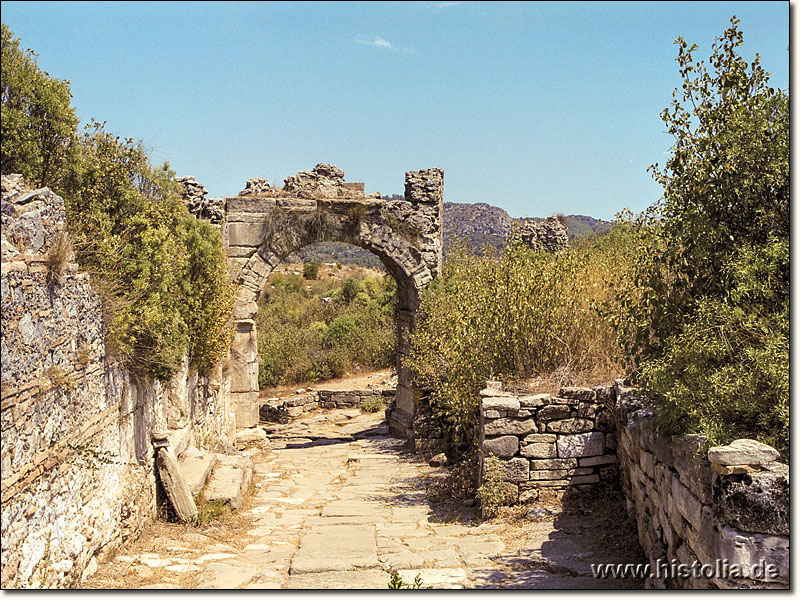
(359, 37, 396, 50)
(435, 1, 462, 7)
(357, 37, 416, 54)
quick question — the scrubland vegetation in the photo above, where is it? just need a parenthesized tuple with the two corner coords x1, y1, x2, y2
(1, 18, 787, 459)
(409, 17, 788, 459)
(256, 268, 397, 388)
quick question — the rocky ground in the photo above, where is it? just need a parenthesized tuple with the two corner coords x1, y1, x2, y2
(85, 407, 645, 589)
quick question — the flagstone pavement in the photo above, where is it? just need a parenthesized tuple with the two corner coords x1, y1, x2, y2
(86, 407, 645, 589)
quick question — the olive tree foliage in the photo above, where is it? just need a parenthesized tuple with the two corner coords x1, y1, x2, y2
(1, 24, 79, 188)
(615, 17, 788, 457)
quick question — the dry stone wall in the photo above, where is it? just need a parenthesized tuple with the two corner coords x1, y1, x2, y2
(259, 388, 395, 423)
(614, 381, 788, 589)
(477, 377, 788, 589)
(1, 176, 234, 588)
(478, 381, 618, 504)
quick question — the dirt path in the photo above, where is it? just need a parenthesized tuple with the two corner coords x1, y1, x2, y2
(86, 408, 645, 589)
(259, 368, 394, 399)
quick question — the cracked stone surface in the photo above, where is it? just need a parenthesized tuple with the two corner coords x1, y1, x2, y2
(85, 407, 644, 589)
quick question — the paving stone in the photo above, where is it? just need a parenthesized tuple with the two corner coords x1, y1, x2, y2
(199, 562, 260, 589)
(380, 551, 427, 570)
(396, 568, 468, 589)
(288, 569, 389, 589)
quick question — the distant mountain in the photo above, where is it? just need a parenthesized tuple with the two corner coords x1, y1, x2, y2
(444, 202, 611, 253)
(292, 199, 611, 267)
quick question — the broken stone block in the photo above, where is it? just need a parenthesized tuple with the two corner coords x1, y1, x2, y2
(156, 447, 198, 523)
(429, 453, 448, 467)
(235, 427, 268, 450)
(712, 463, 789, 535)
(707, 439, 780, 467)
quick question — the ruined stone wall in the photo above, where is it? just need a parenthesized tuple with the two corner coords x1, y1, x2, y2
(477, 376, 788, 589)
(222, 164, 443, 440)
(1, 176, 234, 588)
(478, 381, 618, 504)
(259, 388, 395, 423)
(614, 382, 788, 589)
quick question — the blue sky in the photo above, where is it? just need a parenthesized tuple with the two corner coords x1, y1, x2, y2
(1, 1, 790, 220)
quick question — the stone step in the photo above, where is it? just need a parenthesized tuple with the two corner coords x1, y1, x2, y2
(235, 426, 268, 450)
(177, 448, 217, 497)
(203, 455, 254, 510)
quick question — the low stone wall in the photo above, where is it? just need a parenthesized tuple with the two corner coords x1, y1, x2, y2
(1, 176, 235, 588)
(614, 381, 788, 589)
(478, 381, 618, 504)
(259, 388, 395, 423)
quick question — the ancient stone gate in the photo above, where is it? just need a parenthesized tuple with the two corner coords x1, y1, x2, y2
(224, 164, 443, 438)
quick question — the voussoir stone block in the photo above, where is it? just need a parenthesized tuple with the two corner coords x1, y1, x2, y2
(482, 435, 519, 458)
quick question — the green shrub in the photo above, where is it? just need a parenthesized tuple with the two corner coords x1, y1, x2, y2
(2, 27, 234, 382)
(360, 395, 386, 413)
(407, 233, 633, 455)
(339, 276, 363, 303)
(303, 261, 320, 280)
(256, 271, 396, 387)
(321, 314, 361, 348)
(612, 18, 789, 458)
(1, 24, 79, 188)
(61, 124, 234, 380)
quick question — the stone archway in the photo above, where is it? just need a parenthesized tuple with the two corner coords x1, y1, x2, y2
(223, 164, 443, 439)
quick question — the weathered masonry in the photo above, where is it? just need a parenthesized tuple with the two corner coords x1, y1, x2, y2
(223, 164, 444, 439)
(477, 379, 789, 589)
(0, 175, 235, 588)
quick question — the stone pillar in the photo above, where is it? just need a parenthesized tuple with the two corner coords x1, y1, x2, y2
(230, 318, 259, 428)
(387, 169, 444, 438)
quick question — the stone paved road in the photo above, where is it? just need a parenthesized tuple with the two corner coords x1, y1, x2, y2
(86, 408, 645, 589)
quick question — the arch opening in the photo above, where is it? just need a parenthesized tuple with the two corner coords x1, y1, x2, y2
(224, 165, 443, 440)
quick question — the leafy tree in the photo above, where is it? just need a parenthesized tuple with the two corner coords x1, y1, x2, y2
(1, 26, 235, 382)
(616, 17, 788, 456)
(1, 24, 79, 188)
